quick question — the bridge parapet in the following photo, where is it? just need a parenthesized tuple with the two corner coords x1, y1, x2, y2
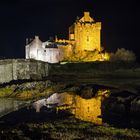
(0, 59, 49, 84)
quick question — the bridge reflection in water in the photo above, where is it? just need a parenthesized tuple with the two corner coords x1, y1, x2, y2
(0, 98, 31, 118)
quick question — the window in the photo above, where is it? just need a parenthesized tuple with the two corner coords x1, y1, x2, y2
(87, 36, 89, 42)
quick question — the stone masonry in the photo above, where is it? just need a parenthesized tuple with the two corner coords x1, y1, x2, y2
(0, 59, 49, 84)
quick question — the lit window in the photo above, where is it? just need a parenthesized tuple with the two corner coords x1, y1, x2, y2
(87, 36, 89, 41)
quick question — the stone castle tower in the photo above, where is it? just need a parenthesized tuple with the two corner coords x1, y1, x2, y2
(68, 12, 101, 51)
(55, 11, 106, 61)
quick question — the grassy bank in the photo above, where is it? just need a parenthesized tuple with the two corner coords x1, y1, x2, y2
(0, 113, 140, 140)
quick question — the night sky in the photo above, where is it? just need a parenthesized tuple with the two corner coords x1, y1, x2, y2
(0, 0, 139, 60)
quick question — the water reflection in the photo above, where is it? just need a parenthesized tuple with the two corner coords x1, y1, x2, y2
(32, 89, 110, 125)
(0, 98, 30, 118)
(1, 88, 140, 128)
(31, 89, 140, 128)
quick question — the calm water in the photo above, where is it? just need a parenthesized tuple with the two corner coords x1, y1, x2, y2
(0, 98, 30, 118)
(0, 89, 140, 129)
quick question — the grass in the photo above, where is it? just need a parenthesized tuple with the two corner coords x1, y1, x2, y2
(0, 80, 55, 100)
(0, 115, 140, 140)
(0, 87, 15, 97)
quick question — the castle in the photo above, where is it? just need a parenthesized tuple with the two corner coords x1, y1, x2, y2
(25, 12, 109, 63)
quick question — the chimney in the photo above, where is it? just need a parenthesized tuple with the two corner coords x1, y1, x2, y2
(55, 35, 58, 42)
(35, 36, 39, 40)
(26, 38, 29, 45)
(84, 12, 90, 17)
(83, 11, 94, 22)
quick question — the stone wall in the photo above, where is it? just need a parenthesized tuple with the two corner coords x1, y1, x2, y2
(0, 59, 49, 84)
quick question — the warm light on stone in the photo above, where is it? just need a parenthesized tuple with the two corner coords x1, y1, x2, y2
(56, 89, 110, 125)
(56, 11, 110, 62)
(25, 12, 110, 63)
(57, 11, 101, 52)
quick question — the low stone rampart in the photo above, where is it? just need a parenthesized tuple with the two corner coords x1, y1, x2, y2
(0, 59, 49, 84)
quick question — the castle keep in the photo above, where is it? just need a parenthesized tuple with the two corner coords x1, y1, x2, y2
(68, 12, 101, 51)
(56, 12, 102, 60)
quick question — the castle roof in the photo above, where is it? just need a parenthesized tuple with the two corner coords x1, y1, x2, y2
(27, 36, 42, 47)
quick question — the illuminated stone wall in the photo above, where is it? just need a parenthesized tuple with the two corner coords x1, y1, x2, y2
(73, 12, 101, 51)
(58, 44, 73, 59)
(56, 12, 102, 61)
(26, 36, 62, 63)
(57, 12, 101, 52)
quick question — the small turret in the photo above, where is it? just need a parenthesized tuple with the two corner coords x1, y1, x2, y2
(35, 35, 39, 40)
